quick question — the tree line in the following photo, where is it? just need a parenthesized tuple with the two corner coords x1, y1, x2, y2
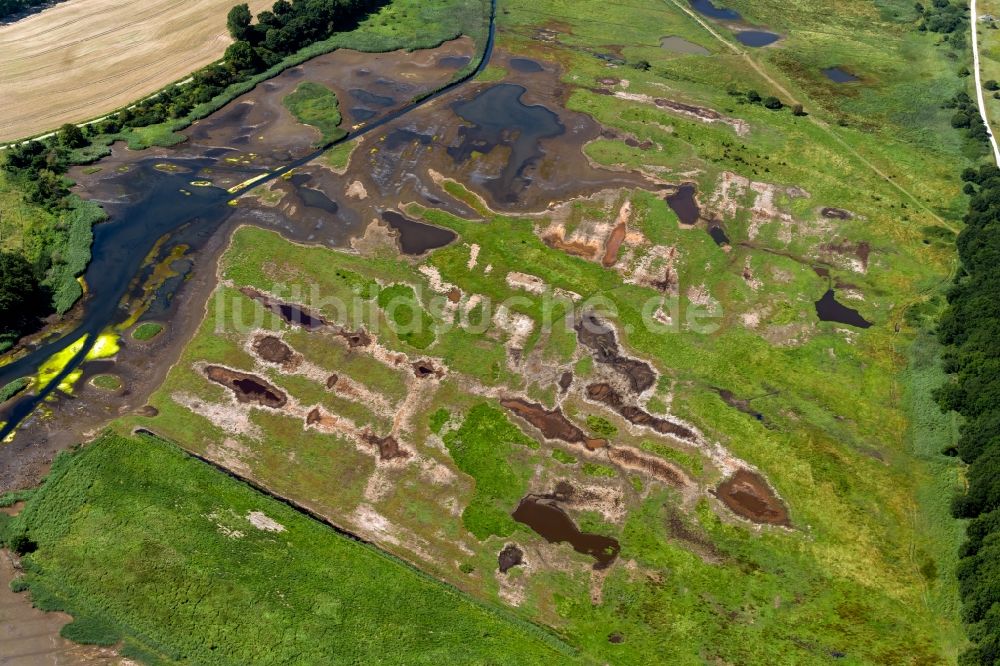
(936, 163, 1000, 665)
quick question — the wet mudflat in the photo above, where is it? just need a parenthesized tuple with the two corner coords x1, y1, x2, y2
(660, 36, 710, 55)
(815, 289, 872, 328)
(715, 469, 790, 526)
(381, 211, 457, 255)
(448, 83, 565, 204)
(667, 184, 700, 225)
(512, 496, 620, 569)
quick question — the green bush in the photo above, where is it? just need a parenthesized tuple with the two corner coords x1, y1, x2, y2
(131, 322, 163, 341)
(60, 616, 122, 646)
(443, 404, 536, 539)
(283, 82, 345, 145)
(0, 377, 29, 403)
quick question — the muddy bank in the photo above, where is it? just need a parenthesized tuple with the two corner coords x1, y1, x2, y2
(585, 383, 696, 441)
(501, 397, 607, 450)
(714, 469, 789, 526)
(575, 314, 656, 393)
(205, 365, 287, 408)
(512, 496, 620, 569)
(0, 552, 120, 665)
(607, 446, 688, 487)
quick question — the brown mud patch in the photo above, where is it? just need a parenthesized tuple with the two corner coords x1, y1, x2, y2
(714, 469, 790, 526)
(586, 383, 696, 441)
(205, 365, 287, 408)
(498, 543, 525, 573)
(575, 314, 656, 393)
(362, 431, 410, 461)
(253, 334, 298, 367)
(512, 496, 620, 569)
(501, 397, 607, 450)
(412, 360, 445, 379)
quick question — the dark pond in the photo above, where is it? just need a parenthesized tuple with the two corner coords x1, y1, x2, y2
(448, 83, 564, 203)
(350, 107, 376, 121)
(298, 186, 340, 214)
(512, 497, 621, 569)
(815, 289, 872, 328)
(707, 222, 730, 246)
(690, 0, 742, 20)
(735, 31, 780, 47)
(383, 127, 435, 151)
(822, 67, 859, 83)
(509, 57, 543, 73)
(380, 210, 457, 255)
(666, 183, 700, 225)
(350, 88, 394, 107)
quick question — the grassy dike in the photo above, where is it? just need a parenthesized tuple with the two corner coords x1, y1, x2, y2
(0, 431, 577, 665)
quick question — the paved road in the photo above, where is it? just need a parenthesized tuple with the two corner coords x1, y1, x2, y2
(971, 0, 1000, 165)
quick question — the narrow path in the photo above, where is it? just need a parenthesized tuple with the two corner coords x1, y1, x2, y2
(971, 0, 1000, 165)
(664, 0, 956, 231)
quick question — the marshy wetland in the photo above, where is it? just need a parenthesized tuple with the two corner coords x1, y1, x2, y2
(0, 0, 976, 662)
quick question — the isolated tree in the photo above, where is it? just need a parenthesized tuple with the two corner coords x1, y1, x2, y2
(763, 96, 783, 110)
(987, 80, 1000, 91)
(631, 59, 651, 71)
(746, 89, 761, 103)
(227, 3, 253, 41)
(792, 103, 806, 116)
(58, 123, 86, 149)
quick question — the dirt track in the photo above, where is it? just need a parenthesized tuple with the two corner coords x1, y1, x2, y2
(0, 0, 271, 141)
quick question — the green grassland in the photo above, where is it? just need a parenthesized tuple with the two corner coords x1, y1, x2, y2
(1, 431, 574, 664)
(110, 215, 962, 663)
(283, 82, 345, 145)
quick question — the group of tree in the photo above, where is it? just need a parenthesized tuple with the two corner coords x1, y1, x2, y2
(946, 91, 991, 146)
(223, 0, 384, 74)
(915, 0, 968, 45)
(935, 164, 1000, 664)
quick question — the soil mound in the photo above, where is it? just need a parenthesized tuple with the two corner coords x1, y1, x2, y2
(714, 469, 789, 526)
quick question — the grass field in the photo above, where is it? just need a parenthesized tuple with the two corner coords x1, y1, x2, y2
(0, 431, 574, 664)
(0, 0, 273, 142)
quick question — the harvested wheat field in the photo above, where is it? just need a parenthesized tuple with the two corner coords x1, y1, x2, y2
(0, 0, 271, 141)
